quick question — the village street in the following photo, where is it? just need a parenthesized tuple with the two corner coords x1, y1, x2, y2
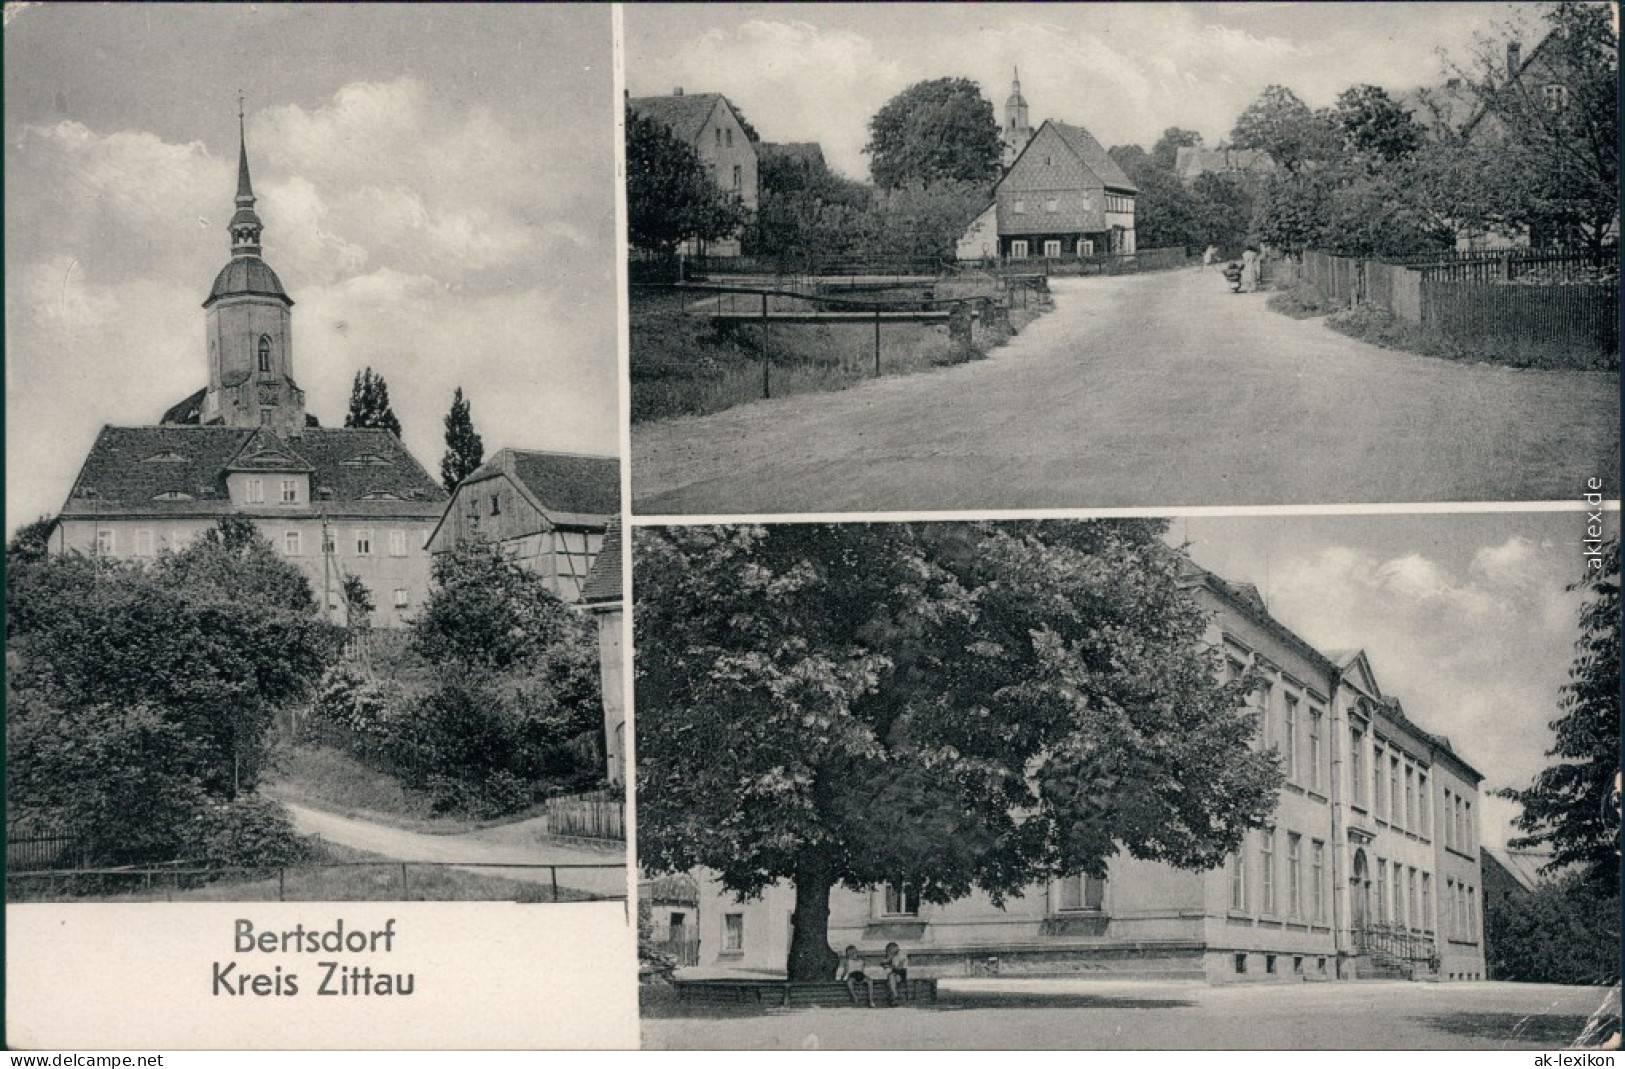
(632, 266, 1620, 514)
(643, 978, 1619, 1051)
(283, 802, 628, 899)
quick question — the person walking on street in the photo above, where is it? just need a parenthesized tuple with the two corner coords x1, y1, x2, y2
(1241, 245, 1261, 292)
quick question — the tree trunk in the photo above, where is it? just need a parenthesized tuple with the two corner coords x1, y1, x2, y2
(786, 854, 840, 981)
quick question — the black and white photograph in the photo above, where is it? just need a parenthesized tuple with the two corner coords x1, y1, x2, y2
(625, 2, 1619, 515)
(632, 512, 1619, 1049)
(4, 5, 626, 910)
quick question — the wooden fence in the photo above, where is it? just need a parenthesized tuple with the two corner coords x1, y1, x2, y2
(545, 790, 625, 843)
(1301, 249, 1617, 357)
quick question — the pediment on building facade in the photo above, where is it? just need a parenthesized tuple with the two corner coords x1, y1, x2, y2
(1334, 648, 1383, 700)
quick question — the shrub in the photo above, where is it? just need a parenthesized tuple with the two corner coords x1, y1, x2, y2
(192, 797, 313, 869)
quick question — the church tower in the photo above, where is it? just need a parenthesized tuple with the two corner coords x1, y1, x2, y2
(200, 100, 305, 434)
(1002, 67, 1033, 168)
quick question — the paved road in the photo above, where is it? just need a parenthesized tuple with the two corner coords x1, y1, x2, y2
(632, 268, 1619, 514)
(642, 978, 1619, 1050)
(284, 802, 627, 898)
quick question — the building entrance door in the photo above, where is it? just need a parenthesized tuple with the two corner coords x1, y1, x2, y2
(1351, 848, 1370, 927)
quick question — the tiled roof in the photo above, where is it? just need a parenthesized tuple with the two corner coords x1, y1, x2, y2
(499, 449, 620, 519)
(161, 388, 207, 425)
(1173, 147, 1276, 182)
(204, 256, 290, 308)
(1049, 121, 1137, 193)
(60, 425, 446, 518)
(629, 93, 725, 145)
(581, 519, 622, 606)
(997, 191, 1107, 237)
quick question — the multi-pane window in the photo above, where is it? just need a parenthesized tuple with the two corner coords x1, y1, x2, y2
(281, 479, 298, 504)
(1544, 83, 1570, 110)
(1390, 755, 1402, 827)
(1257, 683, 1273, 746)
(883, 883, 920, 917)
(1418, 771, 1430, 836)
(1229, 851, 1247, 912)
(390, 530, 408, 557)
(1467, 886, 1478, 939)
(1287, 834, 1303, 919)
(723, 913, 743, 951)
(1012, 199, 1026, 215)
(355, 529, 372, 556)
(1373, 745, 1386, 818)
(284, 531, 302, 556)
(96, 529, 116, 555)
(1407, 868, 1419, 929)
(134, 529, 154, 557)
(1443, 789, 1455, 848)
(1260, 829, 1276, 914)
(393, 588, 408, 609)
(1057, 874, 1106, 912)
(1351, 727, 1367, 807)
(247, 478, 264, 504)
(1391, 863, 1404, 928)
(1310, 840, 1326, 923)
(1421, 872, 1432, 931)
(1404, 766, 1416, 832)
(1044, 198, 1058, 213)
(1308, 710, 1323, 790)
(1464, 801, 1473, 851)
(1283, 695, 1298, 780)
(258, 335, 272, 373)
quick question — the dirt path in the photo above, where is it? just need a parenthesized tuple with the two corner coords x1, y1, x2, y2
(631, 267, 1619, 514)
(284, 802, 627, 897)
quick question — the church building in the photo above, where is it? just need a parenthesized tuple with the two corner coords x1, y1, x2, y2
(51, 111, 447, 628)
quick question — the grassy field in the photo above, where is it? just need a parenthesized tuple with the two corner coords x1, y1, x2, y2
(9, 841, 590, 903)
(630, 285, 1031, 422)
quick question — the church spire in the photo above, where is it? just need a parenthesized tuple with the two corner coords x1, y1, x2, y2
(1002, 67, 1032, 167)
(229, 93, 264, 259)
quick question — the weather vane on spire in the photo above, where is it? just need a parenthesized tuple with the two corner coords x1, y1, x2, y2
(238, 89, 244, 122)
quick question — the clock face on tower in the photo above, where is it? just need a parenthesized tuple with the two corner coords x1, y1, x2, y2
(257, 385, 280, 406)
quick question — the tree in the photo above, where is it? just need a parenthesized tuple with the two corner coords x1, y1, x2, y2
(344, 367, 403, 438)
(7, 515, 56, 563)
(626, 108, 748, 255)
(1501, 541, 1619, 891)
(1451, 2, 1619, 256)
(744, 151, 872, 265)
(1484, 870, 1620, 985)
(1150, 127, 1204, 172)
(864, 78, 1002, 191)
(1230, 85, 1336, 174)
(439, 386, 485, 492)
(341, 575, 374, 630)
(635, 522, 1282, 980)
(1331, 85, 1424, 168)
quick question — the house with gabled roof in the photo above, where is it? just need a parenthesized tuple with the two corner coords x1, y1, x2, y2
(425, 447, 620, 603)
(959, 113, 1138, 261)
(51, 114, 447, 628)
(629, 88, 759, 256)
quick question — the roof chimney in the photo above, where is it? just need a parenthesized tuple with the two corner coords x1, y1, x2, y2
(1507, 41, 1522, 76)
(673, 86, 684, 96)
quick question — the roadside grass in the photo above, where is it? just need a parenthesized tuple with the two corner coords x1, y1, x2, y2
(1266, 285, 1346, 320)
(12, 841, 590, 903)
(1325, 303, 1617, 372)
(261, 741, 550, 836)
(630, 285, 1031, 422)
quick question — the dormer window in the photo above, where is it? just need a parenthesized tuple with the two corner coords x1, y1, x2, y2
(1544, 84, 1570, 110)
(152, 490, 195, 502)
(258, 335, 272, 373)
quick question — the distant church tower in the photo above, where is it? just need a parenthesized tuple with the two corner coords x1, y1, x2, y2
(200, 99, 306, 434)
(1002, 67, 1033, 168)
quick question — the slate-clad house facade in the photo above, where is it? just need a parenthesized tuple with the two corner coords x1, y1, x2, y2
(426, 448, 619, 603)
(689, 564, 1488, 984)
(629, 89, 759, 257)
(52, 116, 447, 628)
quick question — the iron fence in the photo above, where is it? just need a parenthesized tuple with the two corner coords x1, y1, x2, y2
(6, 835, 85, 872)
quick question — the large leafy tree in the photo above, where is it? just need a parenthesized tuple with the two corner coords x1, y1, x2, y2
(635, 521, 1282, 981)
(744, 151, 872, 266)
(439, 385, 485, 492)
(344, 366, 403, 438)
(1501, 540, 1620, 891)
(1331, 85, 1424, 169)
(1230, 85, 1336, 174)
(864, 78, 1002, 191)
(6, 520, 340, 859)
(1484, 870, 1620, 985)
(626, 108, 748, 255)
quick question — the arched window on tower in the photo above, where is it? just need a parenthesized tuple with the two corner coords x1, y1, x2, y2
(258, 335, 272, 374)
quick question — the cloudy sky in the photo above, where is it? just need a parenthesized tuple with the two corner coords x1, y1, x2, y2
(627, 2, 1553, 180)
(1175, 510, 1612, 852)
(5, 4, 617, 534)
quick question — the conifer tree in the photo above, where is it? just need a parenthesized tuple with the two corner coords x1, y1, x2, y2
(344, 367, 403, 438)
(440, 386, 485, 492)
